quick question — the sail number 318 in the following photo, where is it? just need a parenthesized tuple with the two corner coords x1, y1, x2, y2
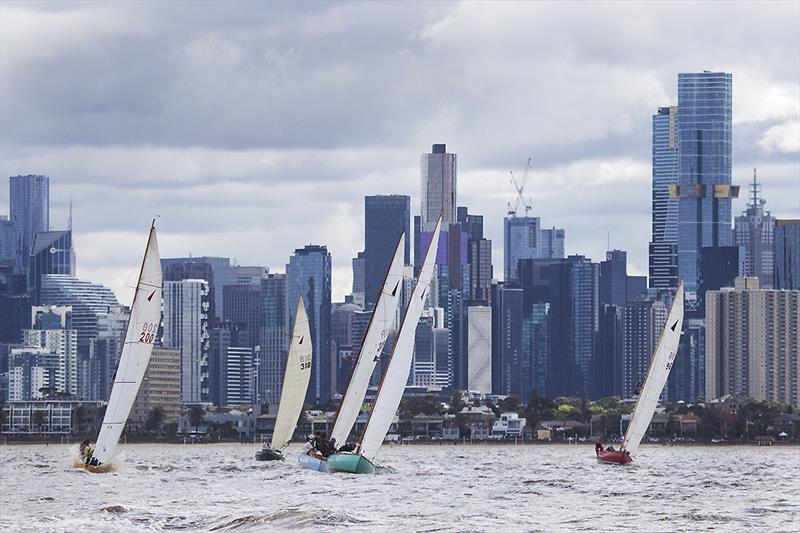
(139, 322, 157, 344)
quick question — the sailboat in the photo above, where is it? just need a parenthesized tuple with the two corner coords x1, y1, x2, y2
(327, 216, 442, 474)
(596, 281, 684, 465)
(256, 297, 313, 461)
(75, 220, 162, 473)
(299, 233, 406, 472)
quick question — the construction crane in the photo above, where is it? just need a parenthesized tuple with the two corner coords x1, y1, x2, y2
(507, 156, 533, 217)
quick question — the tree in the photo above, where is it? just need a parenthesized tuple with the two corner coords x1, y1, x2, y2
(400, 396, 444, 417)
(187, 405, 206, 435)
(146, 407, 165, 434)
(499, 396, 520, 413)
(523, 390, 556, 431)
(449, 391, 466, 414)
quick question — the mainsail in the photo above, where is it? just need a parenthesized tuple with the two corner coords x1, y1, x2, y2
(330, 233, 406, 446)
(93, 222, 162, 464)
(358, 217, 442, 462)
(270, 297, 313, 451)
(622, 282, 684, 455)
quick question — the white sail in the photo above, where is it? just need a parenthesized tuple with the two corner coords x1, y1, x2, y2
(359, 217, 442, 462)
(330, 233, 406, 446)
(270, 297, 313, 451)
(93, 222, 162, 464)
(622, 282, 684, 455)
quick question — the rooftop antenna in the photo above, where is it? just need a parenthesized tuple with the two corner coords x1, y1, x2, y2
(507, 156, 534, 217)
(607, 229, 610, 252)
(68, 196, 73, 231)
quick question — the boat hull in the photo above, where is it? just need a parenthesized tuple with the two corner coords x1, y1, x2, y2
(255, 448, 284, 461)
(326, 452, 375, 474)
(74, 460, 115, 473)
(596, 450, 633, 465)
(298, 452, 329, 473)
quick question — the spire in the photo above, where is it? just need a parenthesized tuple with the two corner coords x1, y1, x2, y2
(749, 167, 762, 209)
(68, 196, 73, 231)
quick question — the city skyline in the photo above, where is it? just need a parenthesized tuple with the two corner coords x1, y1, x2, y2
(1, 2, 798, 306)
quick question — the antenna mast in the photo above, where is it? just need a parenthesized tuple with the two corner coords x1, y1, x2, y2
(508, 156, 534, 217)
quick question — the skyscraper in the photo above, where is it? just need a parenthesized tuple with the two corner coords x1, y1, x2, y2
(733, 171, 775, 288)
(28, 230, 76, 305)
(351, 251, 365, 308)
(364, 195, 410, 310)
(0, 216, 15, 267)
(621, 300, 667, 399)
(649, 106, 679, 290)
(491, 284, 523, 397)
(420, 144, 456, 229)
(675, 72, 738, 296)
(10, 175, 49, 271)
(467, 306, 492, 394)
(162, 279, 211, 404)
(287, 245, 332, 403)
(161, 257, 238, 321)
(774, 220, 799, 290)
(504, 216, 565, 282)
(259, 273, 287, 405)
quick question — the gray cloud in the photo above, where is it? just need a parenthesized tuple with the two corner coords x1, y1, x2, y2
(1, 1, 798, 303)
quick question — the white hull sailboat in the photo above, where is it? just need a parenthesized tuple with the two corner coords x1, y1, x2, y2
(256, 297, 313, 461)
(299, 233, 407, 472)
(327, 217, 442, 474)
(75, 221, 162, 473)
(597, 281, 684, 465)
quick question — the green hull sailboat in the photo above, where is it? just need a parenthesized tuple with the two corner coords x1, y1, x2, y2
(326, 452, 375, 474)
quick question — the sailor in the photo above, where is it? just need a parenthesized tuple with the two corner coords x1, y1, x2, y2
(595, 442, 603, 454)
(605, 445, 615, 452)
(80, 439, 95, 465)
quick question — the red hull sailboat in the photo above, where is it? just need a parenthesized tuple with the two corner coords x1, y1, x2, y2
(596, 449, 632, 465)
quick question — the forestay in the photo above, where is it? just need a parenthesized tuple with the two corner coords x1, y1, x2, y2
(330, 234, 406, 446)
(271, 297, 313, 451)
(359, 217, 442, 462)
(622, 282, 684, 455)
(93, 222, 162, 464)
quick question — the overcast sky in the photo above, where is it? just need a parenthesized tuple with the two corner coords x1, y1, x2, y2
(1, 1, 798, 305)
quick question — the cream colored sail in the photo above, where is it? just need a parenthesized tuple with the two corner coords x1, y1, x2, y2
(270, 297, 313, 451)
(622, 282, 684, 455)
(330, 233, 406, 446)
(93, 222, 162, 464)
(359, 217, 442, 462)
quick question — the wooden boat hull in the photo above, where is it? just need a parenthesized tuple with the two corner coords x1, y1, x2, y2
(255, 448, 284, 461)
(326, 452, 375, 474)
(298, 452, 328, 472)
(596, 450, 633, 465)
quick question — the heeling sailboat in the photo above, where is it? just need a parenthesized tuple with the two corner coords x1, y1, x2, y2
(327, 216, 442, 474)
(75, 220, 162, 473)
(256, 297, 313, 461)
(299, 233, 406, 472)
(597, 281, 684, 465)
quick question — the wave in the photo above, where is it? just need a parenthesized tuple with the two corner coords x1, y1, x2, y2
(209, 508, 372, 531)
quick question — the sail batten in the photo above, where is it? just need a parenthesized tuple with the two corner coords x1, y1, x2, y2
(270, 297, 313, 451)
(622, 282, 684, 455)
(358, 219, 441, 462)
(330, 234, 406, 446)
(92, 223, 162, 464)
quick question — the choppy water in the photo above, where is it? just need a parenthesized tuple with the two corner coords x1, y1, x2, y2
(1, 443, 798, 532)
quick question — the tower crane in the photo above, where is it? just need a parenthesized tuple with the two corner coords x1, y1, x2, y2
(507, 156, 533, 217)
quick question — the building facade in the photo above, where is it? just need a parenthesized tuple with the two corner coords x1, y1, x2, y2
(129, 347, 181, 431)
(467, 306, 492, 394)
(364, 195, 410, 310)
(28, 230, 76, 305)
(774, 220, 799, 290)
(733, 172, 775, 288)
(649, 106, 679, 290)
(10, 174, 49, 271)
(420, 144, 457, 229)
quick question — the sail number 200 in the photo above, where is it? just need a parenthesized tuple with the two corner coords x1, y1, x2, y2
(139, 322, 157, 344)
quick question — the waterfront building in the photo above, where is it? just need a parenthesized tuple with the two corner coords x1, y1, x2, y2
(420, 144, 456, 230)
(7, 348, 59, 401)
(287, 245, 332, 402)
(10, 174, 49, 271)
(23, 327, 79, 398)
(733, 172, 775, 288)
(706, 277, 799, 409)
(162, 279, 210, 404)
(649, 106, 679, 290)
(2, 399, 105, 436)
(129, 347, 181, 431)
(28, 230, 75, 305)
(774, 220, 799, 290)
(364, 195, 410, 310)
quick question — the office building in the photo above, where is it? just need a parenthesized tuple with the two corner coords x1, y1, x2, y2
(87, 305, 128, 401)
(225, 346, 253, 405)
(287, 245, 332, 402)
(521, 302, 550, 401)
(258, 272, 287, 405)
(0, 216, 14, 267)
(162, 279, 210, 404)
(0, 265, 29, 344)
(594, 304, 623, 399)
(675, 72, 738, 295)
(649, 106, 679, 290)
(621, 301, 667, 399)
(420, 144, 457, 229)
(129, 347, 181, 431)
(208, 322, 248, 407)
(706, 278, 799, 408)
(10, 175, 49, 270)
(733, 171, 775, 288)
(351, 251, 365, 308)
(504, 216, 565, 282)
(28, 230, 76, 305)
(774, 220, 799, 290)
(223, 283, 261, 349)
(467, 306, 492, 394)
(491, 284, 523, 397)
(364, 195, 410, 310)
(162, 257, 239, 320)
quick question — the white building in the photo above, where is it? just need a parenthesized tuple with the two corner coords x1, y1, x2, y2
(467, 306, 492, 394)
(492, 412, 527, 438)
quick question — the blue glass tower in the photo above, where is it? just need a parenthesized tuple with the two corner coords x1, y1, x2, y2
(287, 245, 332, 403)
(364, 195, 410, 310)
(649, 106, 679, 289)
(10, 175, 49, 272)
(676, 72, 737, 295)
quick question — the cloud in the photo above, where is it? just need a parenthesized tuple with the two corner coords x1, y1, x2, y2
(1, 1, 798, 301)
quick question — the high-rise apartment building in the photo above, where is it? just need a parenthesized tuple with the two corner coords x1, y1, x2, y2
(733, 171, 775, 288)
(649, 106, 679, 290)
(259, 273, 287, 405)
(10, 175, 49, 271)
(28, 231, 76, 305)
(225, 346, 253, 405)
(503, 216, 565, 282)
(774, 220, 799, 290)
(467, 306, 492, 394)
(162, 257, 238, 320)
(420, 144, 456, 230)
(0, 216, 14, 267)
(364, 195, 410, 310)
(491, 284, 523, 397)
(621, 301, 667, 399)
(287, 245, 332, 402)
(162, 279, 210, 404)
(129, 347, 181, 431)
(675, 72, 738, 296)
(706, 277, 799, 408)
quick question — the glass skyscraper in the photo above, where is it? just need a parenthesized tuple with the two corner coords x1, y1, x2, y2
(504, 216, 565, 282)
(287, 245, 332, 402)
(10, 175, 49, 271)
(676, 72, 737, 296)
(649, 106, 679, 289)
(420, 144, 456, 230)
(364, 195, 410, 310)
(774, 220, 800, 290)
(28, 230, 76, 305)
